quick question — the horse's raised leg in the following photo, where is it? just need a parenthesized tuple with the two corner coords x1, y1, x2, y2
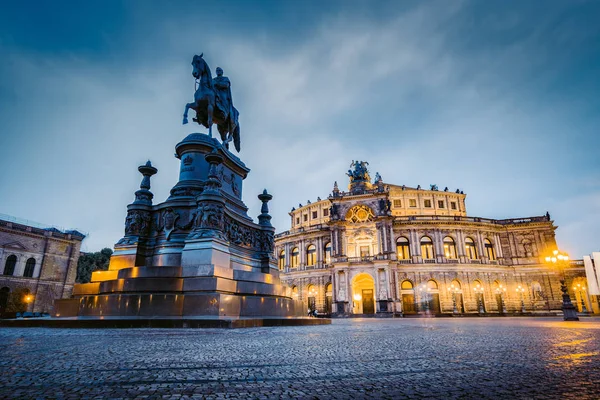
(207, 103, 214, 138)
(183, 103, 194, 125)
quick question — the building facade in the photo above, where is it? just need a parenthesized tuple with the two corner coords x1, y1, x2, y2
(0, 215, 85, 314)
(275, 161, 594, 316)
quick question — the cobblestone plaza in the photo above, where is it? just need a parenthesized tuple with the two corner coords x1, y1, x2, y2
(1, 318, 599, 399)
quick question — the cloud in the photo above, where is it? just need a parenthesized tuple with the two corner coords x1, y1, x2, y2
(0, 1, 598, 257)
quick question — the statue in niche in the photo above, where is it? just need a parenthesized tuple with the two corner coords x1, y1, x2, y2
(161, 208, 180, 240)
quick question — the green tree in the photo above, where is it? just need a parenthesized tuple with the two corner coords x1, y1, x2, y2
(76, 248, 113, 283)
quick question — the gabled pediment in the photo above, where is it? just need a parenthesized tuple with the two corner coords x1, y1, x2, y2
(1, 241, 28, 250)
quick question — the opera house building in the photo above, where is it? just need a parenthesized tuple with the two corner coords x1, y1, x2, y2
(274, 161, 591, 316)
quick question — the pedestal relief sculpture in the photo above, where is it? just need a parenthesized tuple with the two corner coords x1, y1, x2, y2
(52, 54, 323, 327)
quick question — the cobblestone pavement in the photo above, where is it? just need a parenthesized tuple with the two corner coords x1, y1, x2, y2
(1, 317, 599, 399)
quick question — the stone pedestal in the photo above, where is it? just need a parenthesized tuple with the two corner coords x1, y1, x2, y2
(54, 133, 314, 324)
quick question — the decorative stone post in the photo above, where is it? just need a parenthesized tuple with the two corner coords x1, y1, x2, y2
(181, 147, 231, 269)
(134, 161, 158, 205)
(257, 189, 273, 227)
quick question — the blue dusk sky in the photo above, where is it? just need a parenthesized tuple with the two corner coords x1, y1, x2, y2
(0, 1, 599, 256)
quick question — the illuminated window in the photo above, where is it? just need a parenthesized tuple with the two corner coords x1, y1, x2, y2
(278, 250, 285, 270)
(312, 211, 318, 219)
(451, 202, 457, 210)
(24, 258, 36, 278)
(360, 246, 370, 258)
(438, 200, 444, 208)
(323, 208, 329, 217)
(409, 199, 417, 207)
(307, 245, 316, 266)
(443, 237, 457, 259)
(291, 247, 299, 268)
(424, 199, 432, 208)
(3, 255, 16, 276)
(465, 237, 477, 260)
(484, 239, 496, 261)
(324, 242, 332, 264)
(396, 237, 410, 260)
(345, 205, 375, 223)
(291, 286, 299, 300)
(393, 199, 402, 207)
(420, 236, 435, 259)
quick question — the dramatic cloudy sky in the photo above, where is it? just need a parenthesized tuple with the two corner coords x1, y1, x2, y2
(0, 0, 599, 256)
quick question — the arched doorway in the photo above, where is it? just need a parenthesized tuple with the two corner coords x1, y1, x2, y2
(400, 280, 416, 314)
(352, 273, 375, 314)
(418, 280, 441, 314)
(0, 287, 10, 313)
(325, 283, 333, 314)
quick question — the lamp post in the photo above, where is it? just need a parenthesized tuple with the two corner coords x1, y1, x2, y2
(516, 285, 526, 314)
(474, 284, 485, 314)
(545, 249, 579, 321)
(447, 284, 459, 314)
(495, 284, 507, 314)
(24, 294, 33, 312)
(572, 283, 587, 313)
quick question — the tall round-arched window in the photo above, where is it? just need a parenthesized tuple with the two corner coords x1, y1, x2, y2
(291, 286, 299, 300)
(324, 242, 332, 264)
(291, 247, 299, 268)
(484, 239, 496, 261)
(24, 258, 36, 278)
(443, 236, 457, 259)
(465, 237, 477, 260)
(306, 245, 316, 266)
(278, 250, 286, 270)
(3, 255, 17, 276)
(427, 279, 438, 290)
(396, 237, 410, 260)
(420, 236, 434, 259)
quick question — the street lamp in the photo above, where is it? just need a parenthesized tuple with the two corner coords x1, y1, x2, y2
(572, 283, 587, 313)
(447, 284, 459, 314)
(545, 249, 579, 321)
(495, 284, 507, 314)
(516, 285, 526, 313)
(474, 284, 485, 314)
(24, 294, 33, 312)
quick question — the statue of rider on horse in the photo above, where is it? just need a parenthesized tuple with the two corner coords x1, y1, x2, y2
(183, 54, 241, 152)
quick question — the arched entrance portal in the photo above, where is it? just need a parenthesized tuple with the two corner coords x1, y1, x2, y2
(352, 273, 376, 314)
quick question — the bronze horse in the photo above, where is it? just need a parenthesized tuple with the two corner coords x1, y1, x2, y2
(183, 54, 241, 152)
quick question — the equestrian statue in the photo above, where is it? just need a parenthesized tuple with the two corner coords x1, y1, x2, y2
(183, 54, 241, 152)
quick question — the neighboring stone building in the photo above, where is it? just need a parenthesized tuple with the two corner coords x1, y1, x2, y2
(0, 215, 85, 314)
(275, 161, 593, 316)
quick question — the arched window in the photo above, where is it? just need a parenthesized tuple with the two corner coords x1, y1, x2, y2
(465, 237, 477, 260)
(443, 236, 457, 259)
(291, 247, 299, 268)
(401, 280, 413, 290)
(324, 242, 332, 264)
(450, 279, 462, 291)
(306, 245, 316, 266)
(427, 279, 438, 290)
(291, 286, 299, 300)
(3, 255, 17, 276)
(484, 239, 496, 261)
(24, 258, 36, 278)
(396, 237, 410, 260)
(420, 236, 435, 259)
(278, 250, 285, 270)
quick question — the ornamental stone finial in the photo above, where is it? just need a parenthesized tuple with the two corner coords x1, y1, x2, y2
(133, 160, 158, 205)
(258, 189, 273, 226)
